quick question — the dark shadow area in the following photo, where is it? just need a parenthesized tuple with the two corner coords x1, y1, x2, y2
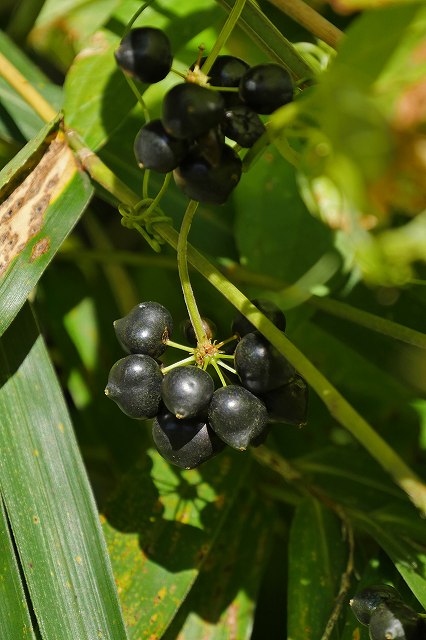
(0, 303, 39, 387)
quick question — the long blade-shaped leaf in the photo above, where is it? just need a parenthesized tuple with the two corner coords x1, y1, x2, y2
(0, 303, 128, 640)
(0, 127, 94, 336)
(0, 499, 37, 639)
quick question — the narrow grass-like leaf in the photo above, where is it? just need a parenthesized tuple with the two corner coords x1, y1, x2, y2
(0, 128, 94, 336)
(287, 497, 347, 640)
(0, 303, 128, 640)
(0, 31, 61, 141)
(103, 448, 252, 639)
(216, 0, 314, 79)
(0, 499, 37, 639)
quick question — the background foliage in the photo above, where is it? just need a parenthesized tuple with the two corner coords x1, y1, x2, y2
(0, 0, 425, 639)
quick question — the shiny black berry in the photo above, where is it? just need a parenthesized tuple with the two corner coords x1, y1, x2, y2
(369, 601, 425, 640)
(114, 27, 172, 84)
(195, 126, 225, 167)
(162, 83, 225, 139)
(161, 366, 215, 419)
(234, 332, 295, 394)
(350, 585, 402, 626)
(222, 105, 265, 147)
(114, 301, 173, 358)
(183, 317, 217, 346)
(152, 408, 225, 469)
(173, 143, 242, 204)
(261, 375, 308, 425)
(206, 55, 250, 106)
(239, 63, 293, 115)
(231, 299, 286, 337)
(208, 385, 268, 450)
(105, 354, 162, 419)
(134, 120, 190, 173)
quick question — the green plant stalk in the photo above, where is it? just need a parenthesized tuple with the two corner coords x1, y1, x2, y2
(2, 59, 426, 515)
(122, 0, 155, 37)
(202, 0, 247, 75)
(177, 200, 207, 345)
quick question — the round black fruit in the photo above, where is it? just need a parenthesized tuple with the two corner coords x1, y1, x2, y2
(105, 354, 162, 419)
(161, 366, 215, 419)
(239, 63, 293, 114)
(195, 126, 225, 167)
(134, 119, 190, 173)
(152, 408, 225, 469)
(162, 83, 225, 139)
(261, 375, 308, 425)
(183, 317, 217, 346)
(208, 385, 268, 450)
(231, 298, 286, 337)
(222, 105, 265, 148)
(368, 601, 425, 640)
(234, 332, 295, 394)
(174, 144, 242, 204)
(114, 27, 172, 84)
(350, 585, 402, 626)
(114, 301, 173, 358)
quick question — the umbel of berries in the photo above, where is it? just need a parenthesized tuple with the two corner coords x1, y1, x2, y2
(115, 27, 173, 84)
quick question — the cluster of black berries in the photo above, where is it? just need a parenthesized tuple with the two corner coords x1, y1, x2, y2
(350, 585, 426, 640)
(114, 27, 294, 204)
(105, 300, 308, 469)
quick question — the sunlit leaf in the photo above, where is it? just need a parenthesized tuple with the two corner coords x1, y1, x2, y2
(0, 303, 128, 639)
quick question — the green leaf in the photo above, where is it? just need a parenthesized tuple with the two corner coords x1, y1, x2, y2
(287, 497, 347, 640)
(0, 303, 128, 639)
(0, 31, 62, 141)
(0, 499, 37, 639)
(63, 30, 136, 150)
(102, 449, 252, 639)
(163, 487, 272, 640)
(0, 127, 94, 336)
(216, 0, 314, 79)
(234, 145, 334, 284)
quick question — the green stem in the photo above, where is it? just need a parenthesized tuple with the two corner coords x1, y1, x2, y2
(124, 75, 150, 123)
(177, 200, 207, 345)
(202, 0, 247, 75)
(211, 359, 227, 386)
(161, 355, 196, 374)
(139, 172, 171, 215)
(165, 340, 194, 353)
(216, 359, 237, 375)
(122, 0, 155, 37)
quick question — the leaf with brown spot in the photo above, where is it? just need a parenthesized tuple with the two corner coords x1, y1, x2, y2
(0, 127, 93, 336)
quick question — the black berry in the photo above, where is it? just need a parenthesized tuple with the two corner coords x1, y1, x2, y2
(174, 143, 242, 204)
(134, 119, 190, 173)
(114, 301, 173, 358)
(208, 385, 268, 450)
(350, 585, 402, 626)
(369, 601, 425, 640)
(205, 55, 250, 106)
(152, 408, 225, 469)
(232, 299, 286, 337)
(161, 366, 215, 419)
(105, 354, 162, 419)
(239, 63, 293, 115)
(234, 332, 295, 394)
(115, 27, 172, 84)
(195, 126, 225, 167)
(222, 105, 265, 147)
(162, 83, 225, 139)
(261, 375, 308, 425)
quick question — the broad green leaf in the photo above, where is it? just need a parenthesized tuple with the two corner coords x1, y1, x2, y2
(0, 31, 62, 141)
(163, 488, 272, 640)
(63, 30, 136, 150)
(234, 145, 334, 285)
(0, 499, 37, 639)
(216, 0, 314, 79)
(0, 303, 128, 640)
(102, 448, 252, 639)
(287, 497, 347, 640)
(0, 127, 94, 336)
